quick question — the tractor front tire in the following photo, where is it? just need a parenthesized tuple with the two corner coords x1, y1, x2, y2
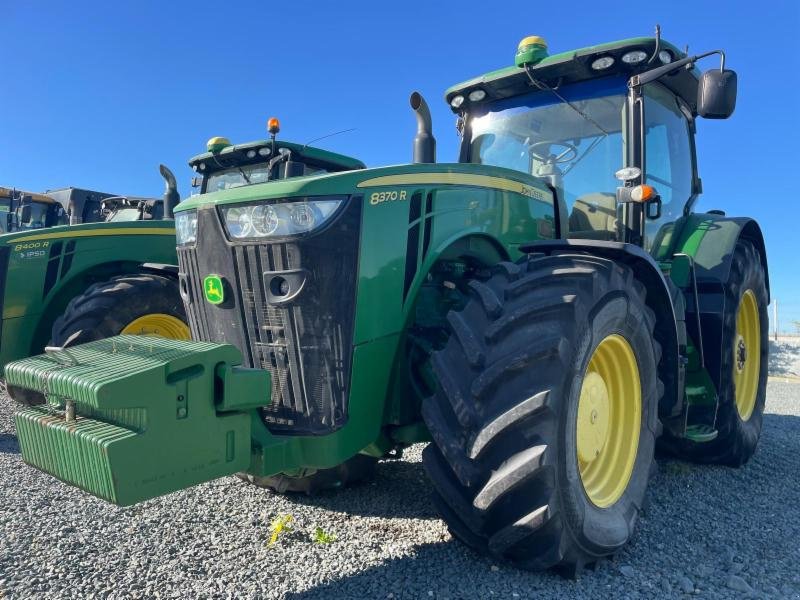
(663, 239, 768, 466)
(50, 273, 189, 346)
(422, 254, 662, 574)
(238, 454, 378, 495)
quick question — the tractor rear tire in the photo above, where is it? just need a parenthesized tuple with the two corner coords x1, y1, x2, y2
(7, 273, 189, 406)
(238, 454, 378, 495)
(50, 273, 189, 346)
(422, 254, 662, 575)
(662, 239, 768, 466)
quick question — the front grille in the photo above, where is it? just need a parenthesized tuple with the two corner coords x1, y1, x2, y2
(178, 199, 361, 435)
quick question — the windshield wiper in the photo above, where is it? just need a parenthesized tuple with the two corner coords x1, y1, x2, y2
(237, 167, 251, 184)
(523, 65, 610, 136)
(523, 65, 611, 178)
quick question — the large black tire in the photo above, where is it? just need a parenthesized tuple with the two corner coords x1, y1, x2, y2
(7, 273, 188, 406)
(662, 240, 768, 466)
(238, 454, 378, 494)
(50, 273, 188, 346)
(422, 254, 662, 575)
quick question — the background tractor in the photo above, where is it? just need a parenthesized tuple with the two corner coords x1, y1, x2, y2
(0, 186, 107, 233)
(0, 187, 64, 232)
(0, 186, 131, 232)
(0, 171, 187, 405)
(6, 32, 768, 576)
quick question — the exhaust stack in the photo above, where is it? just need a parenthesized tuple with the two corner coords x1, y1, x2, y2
(159, 164, 180, 219)
(410, 92, 436, 164)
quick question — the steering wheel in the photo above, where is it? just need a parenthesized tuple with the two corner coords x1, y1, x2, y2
(528, 140, 579, 164)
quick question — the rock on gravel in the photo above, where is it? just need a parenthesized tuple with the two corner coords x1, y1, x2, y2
(1, 382, 800, 599)
(676, 575, 694, 594)
(726, 574, 754, 594)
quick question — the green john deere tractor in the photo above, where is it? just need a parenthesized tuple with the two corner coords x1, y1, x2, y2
(7, 33, 768, 575)
(0, 172, 190, 406)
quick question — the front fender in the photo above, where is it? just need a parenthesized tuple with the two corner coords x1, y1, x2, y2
(520, 239, 683, 420)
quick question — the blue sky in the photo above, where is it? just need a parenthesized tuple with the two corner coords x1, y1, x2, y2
(2, 1, 799, 330)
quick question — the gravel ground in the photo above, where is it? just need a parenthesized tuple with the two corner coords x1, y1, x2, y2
(770, 337, 800, 379)
(1, 368, 799, 597)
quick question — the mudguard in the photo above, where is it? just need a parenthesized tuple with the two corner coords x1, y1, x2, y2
(520, 239, 683, 420)
(665, 213, 769, 394)
(667, 213, 769, 300)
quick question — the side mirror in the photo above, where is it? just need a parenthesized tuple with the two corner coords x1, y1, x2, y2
(20, 204, 32, 224)
(191, 176, 202, 188)
(697, 69, 737, 119)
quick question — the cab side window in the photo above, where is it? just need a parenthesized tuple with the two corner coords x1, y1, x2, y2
(82, 200, 104, 223)
(643, 85, 694, 250)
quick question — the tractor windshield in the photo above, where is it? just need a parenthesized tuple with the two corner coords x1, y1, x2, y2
(15, 200, 51, 229)
(205, 163, 272, 192)
(105, 207, 142, 222)
(205, 161, 327, 193)
(469, 76, 627, 240)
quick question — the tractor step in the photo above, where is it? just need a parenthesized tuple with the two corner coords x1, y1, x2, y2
(5, 335, 271, 505)
(683, 424, 718, 443)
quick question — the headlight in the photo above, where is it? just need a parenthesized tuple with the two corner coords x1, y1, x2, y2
(621, 50, 648, 64)
(175, 210, 198, 245)
(221, 197, 344, 240)
(591, 56, 615, 70)
(450, 95, 465, 108)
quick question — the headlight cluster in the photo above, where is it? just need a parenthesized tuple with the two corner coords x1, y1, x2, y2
(221, 197, 344, 240)
(175, 210, 198, 246)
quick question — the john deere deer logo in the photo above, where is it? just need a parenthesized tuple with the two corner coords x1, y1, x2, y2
(203, 274, 224, 305)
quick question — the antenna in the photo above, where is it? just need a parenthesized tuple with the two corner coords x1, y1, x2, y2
(647, 24, 662, 64)
(303, 128, 356, 149)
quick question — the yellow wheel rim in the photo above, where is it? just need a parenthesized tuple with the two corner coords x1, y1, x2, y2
(576, 334, 641, 508)
(120, 313, 191, 340)
(734, 289, 760, 421)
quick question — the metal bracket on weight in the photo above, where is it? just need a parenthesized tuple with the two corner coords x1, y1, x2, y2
(44, 346, 80, 366)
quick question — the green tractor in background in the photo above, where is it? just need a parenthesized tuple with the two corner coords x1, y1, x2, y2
(0, 186, 119, 232)
(7, 32, 768, 576)
(0, 172, 189, 405)
(1, 185, 131, 232)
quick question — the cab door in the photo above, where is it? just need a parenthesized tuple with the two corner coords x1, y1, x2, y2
(642, 84, 696, 253)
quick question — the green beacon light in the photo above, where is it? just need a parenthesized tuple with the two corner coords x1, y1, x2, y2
(515, 35, 548, 68)
(206, 136, 232, 154)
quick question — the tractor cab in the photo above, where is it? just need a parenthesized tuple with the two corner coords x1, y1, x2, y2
(447, 35, 734, 252)
(188, 119, 365, 195)
(44, 187, 119, 225)
(0, 187, 66, 232)
(102, 195, 166, 221)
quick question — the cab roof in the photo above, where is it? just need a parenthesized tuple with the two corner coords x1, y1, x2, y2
(188, 139, 366, 173)
(446, 37, 702, 114)
(0, 186, 56, 203)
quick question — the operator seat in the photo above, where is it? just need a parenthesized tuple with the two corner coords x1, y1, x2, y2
(568, 193, 617, 240)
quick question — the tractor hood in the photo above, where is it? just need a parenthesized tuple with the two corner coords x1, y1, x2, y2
(175, 162, 553, 212)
